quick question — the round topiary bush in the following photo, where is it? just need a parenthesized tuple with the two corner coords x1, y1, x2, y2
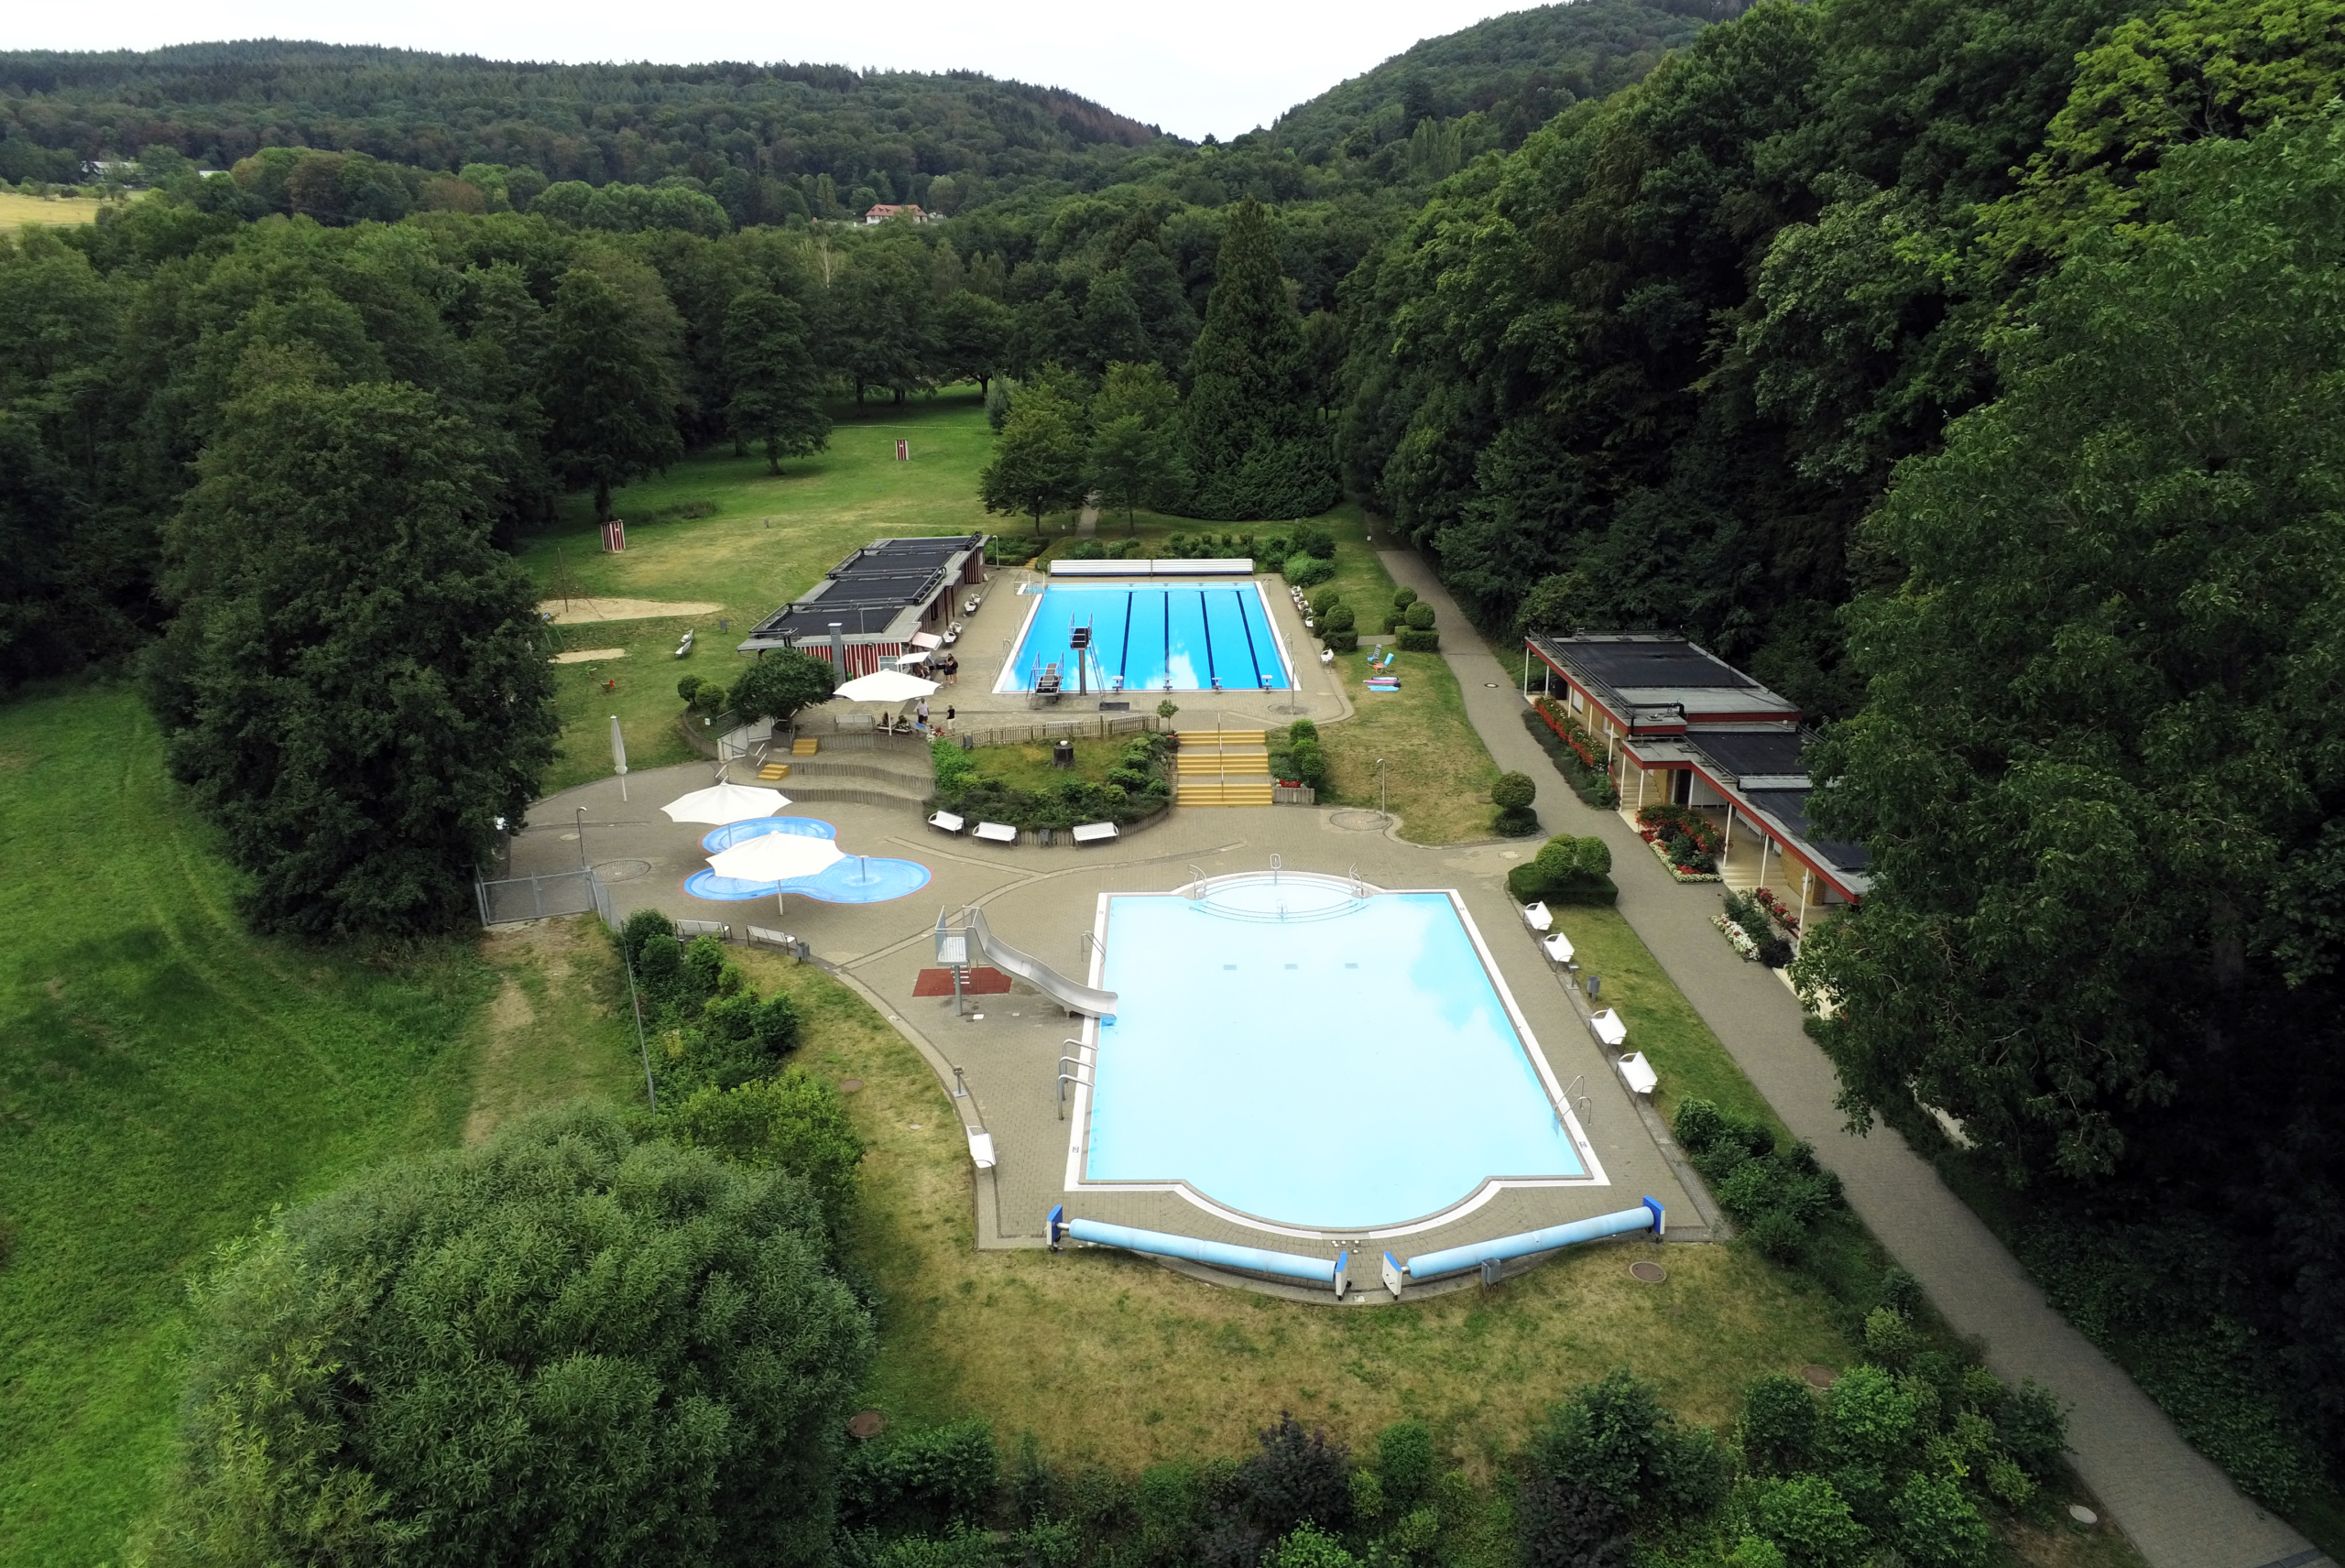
(693, 682, 728, 714)
(1289, 736, 1327, 789)
(676, 674, 704, 703)
(1321, 604, 1356, 635)
(1404, 601, 1435, 630)
(1491, 772, 1536, 811)
(1392, 586, 1417, 609)
(1308, 585, 1344, 617)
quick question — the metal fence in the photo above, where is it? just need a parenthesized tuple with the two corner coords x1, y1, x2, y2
(475, 867, 611, 927)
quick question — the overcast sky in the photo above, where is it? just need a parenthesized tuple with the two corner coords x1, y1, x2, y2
(6, 0, 1547, 143)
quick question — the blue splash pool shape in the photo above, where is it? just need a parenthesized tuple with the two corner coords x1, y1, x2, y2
(685, 854, 931, 904)
(699, 815, 837, 852)
(1084, 881, 1587, 1229)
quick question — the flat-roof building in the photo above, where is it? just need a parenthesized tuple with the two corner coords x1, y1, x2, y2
(1525, 632, 1867, 921)
(737, 534, 987, 676)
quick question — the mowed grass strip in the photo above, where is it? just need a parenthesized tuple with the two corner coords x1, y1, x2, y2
(0, 191, 131, 226)
(0, 687, 495, 1562)
(736, 951, 1856, 1480)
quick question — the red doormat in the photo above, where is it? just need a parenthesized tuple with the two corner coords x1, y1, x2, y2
(912, 967, 1012, 997)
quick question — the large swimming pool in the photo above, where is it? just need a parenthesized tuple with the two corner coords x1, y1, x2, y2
(995, 582, 1293, 694)
(1073, 876, 1602, 1233)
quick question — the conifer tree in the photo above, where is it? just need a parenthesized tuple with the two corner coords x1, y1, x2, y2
(1181, 199, 1338, 520)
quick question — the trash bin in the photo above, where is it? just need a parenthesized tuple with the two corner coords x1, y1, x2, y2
(1053, 740, 1074, 769)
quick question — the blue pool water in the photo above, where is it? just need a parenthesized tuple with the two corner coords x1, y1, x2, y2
(684, 818, 931, 904)
(1085, 879, 1589, 1229)
(996, 583, 1292, 694)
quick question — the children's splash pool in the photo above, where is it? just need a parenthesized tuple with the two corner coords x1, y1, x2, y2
(682, 816, 930, 903)
(995, 582, 1293, 694)
(1070, 874, 1603, 1234)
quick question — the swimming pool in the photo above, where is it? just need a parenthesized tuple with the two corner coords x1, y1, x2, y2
(995, 582, 1293, 694)
(1071, 875, 1603, 1234)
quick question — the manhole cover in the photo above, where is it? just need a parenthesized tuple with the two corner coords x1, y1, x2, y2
(593, 859, 653, 881)
(1328, 810, 1390, 831)
(839, 1078, 865, 1094)
(847, 1410, 887, 1441)
(2067, 1505, 2098, 1528)
(1629, 1260, 1667, 1284)
(1800, 1364, 1838, 1388)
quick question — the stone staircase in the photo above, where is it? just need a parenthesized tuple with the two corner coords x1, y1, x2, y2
(750, 736, 932, 810)
(1173, 728, 1274, 807)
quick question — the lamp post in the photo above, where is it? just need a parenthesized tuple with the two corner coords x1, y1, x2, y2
(1378, 757, 1387, 821)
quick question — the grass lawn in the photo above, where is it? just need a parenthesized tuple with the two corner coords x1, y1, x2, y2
(0, 686, 635, 1563)
(961, 735, 1140, 792)
(0, 191, 136, 227)
(522, 392, 999, 791)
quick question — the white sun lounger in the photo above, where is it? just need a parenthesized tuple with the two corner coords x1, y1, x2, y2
(1614, 1051, 1657, 1095)
(974, 821, 1018, 845)
(1589, 1007, 1628, 1048)
(928, 811, 966, 834)
(1542, 931, 1576, 964)
(1522, 900, 1554, 932)
(1071, 822, 1118, 845)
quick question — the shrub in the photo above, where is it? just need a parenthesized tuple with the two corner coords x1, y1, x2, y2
(677, 673, 704, 702)
(663, 1070, 863, 1248)
(1994, 1380, 2069, 1478)
(1375, 1420, 1434, 1510)
(1749, 1475, 1868, 1568)
(1403, 602, 1435, 630)
(932, 736, 979, 793)
(1746, 1207, 1809, 1265)
(689, 679, 726, 717)
(1283, 555, 1334, 588)
(1290, 522, 1335, 559)
(1157, 698, 1180, 720)
(1308, 585, 1343, 617)
(1289, 736, 1327, 789)
(1320, 604, 1355, 635)
(1288, 719, 1318, 743)
(1531, 1369, 1718, 1518)
(732, 648, 838, 726)
(1889, 1473, 1991, 1568)
(1740, 1373, 1819, 1474)
(1264, 1522, 1357, 1568)
(1325, 629, 1358, 653)
(1822, 1365, 1921, 1474)
(1513, 1473, 1630, 1568)
(1876, 1266, 1923, 1316)
(619, 907, 679, 973)
(1863, 1308, 1921, 1369)
(1491, 772, 1537, 811)
(1392, 586, 1417, 609)
(143, 1105, 872, 1568)
(1395, 626, 1441, 652)
(840, 1420, 999, 1535)
(1241, 1413, 1353, 1537)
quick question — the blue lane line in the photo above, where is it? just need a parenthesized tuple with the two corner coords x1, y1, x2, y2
(1198, 589, 1218, 686)
(1118, 589, 1133, 686)
(1233, 588, 1266, 687)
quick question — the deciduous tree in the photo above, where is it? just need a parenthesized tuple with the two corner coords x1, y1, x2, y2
(540, 265, 682, 519)
(723, 289, 830, 473)
(978, 387, 1085, 535)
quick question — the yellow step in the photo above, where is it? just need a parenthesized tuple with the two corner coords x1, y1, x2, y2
(791, 737, 819, 756)
(1174, 729, 1267, 747)
(1176, 751, 1269, 774)
(1177, 782, 1275, 806)
(758, 763, 791, 780)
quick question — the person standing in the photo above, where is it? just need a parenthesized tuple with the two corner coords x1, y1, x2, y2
(916, 697, 931, 732)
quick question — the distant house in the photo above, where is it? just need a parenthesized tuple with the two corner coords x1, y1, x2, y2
(861, 203, 928, 225)
(1525, 632, 1869, 928)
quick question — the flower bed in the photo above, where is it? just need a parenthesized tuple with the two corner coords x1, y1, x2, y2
(1521, 703, 1620, 809)
(1712, 912, 1761, 960)
(1753, 885, 1802, 933)
(1636, 802, 1723, 878)
(1650, 837, 1724, 882)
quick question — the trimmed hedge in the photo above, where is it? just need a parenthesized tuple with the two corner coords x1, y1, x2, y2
(1395, 626, 1441, 652)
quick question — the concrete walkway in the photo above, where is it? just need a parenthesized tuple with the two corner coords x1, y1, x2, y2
(1377, 550, 2329, 1568)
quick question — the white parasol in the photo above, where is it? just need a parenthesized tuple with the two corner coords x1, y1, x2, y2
(834, 669, 940, 702)
(662, 773, 790, 826)
(707, 832, 846, 884)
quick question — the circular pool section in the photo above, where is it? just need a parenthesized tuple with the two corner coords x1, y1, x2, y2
(1079, 877, 1595, 1231)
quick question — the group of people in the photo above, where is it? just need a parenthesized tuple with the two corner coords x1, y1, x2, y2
(911, 698, 956, 736)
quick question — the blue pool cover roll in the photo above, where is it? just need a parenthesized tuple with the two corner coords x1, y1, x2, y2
(1404, 1199, 1663, 1281)
(1066, 1217, 1337, 1283)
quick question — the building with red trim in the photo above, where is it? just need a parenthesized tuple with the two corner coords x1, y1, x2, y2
(1524, 632, 1870, 929)
(736, 535, 987, 676)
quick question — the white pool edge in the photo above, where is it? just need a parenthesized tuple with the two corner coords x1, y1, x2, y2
(1061, 878, 1610, 1242)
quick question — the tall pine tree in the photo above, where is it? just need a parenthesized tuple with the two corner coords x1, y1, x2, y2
(1181, 200, 1337, 520)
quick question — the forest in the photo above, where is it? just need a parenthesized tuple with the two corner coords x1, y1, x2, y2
(4, 0, 2344, 1548)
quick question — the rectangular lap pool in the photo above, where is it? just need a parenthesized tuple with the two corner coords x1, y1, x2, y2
(996, 582, 1292, 694)
(1071, 876, 1603, 1234)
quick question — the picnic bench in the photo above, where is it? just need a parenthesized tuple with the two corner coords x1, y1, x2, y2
(1070, 822, 1118, 845)
(974, 822, 1018, 845)
(966, 1128, 997, 1170)
(927, 811, 966, 835)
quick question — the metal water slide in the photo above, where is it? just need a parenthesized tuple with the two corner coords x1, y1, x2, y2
(964, 906, 1118, 1018)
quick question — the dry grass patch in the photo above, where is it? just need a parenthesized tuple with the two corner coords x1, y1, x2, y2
(462, 917, 643, 1142)
(734, 952, 1856, 1479)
